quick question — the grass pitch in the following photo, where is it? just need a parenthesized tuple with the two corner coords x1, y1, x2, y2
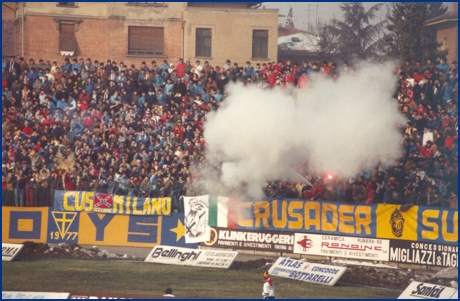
(2, 259, 401, 299)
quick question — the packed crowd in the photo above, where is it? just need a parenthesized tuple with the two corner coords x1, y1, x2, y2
(261, 58, 458, 209)
(1, 55, 457, 211)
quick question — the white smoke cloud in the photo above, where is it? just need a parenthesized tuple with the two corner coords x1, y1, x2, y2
(203, 61, 406, 197)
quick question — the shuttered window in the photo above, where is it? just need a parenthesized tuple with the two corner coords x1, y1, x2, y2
(252, 30, 268, 58)
(60, 23, 76, 52)
(128, 26, 164, 55)
(195, 28, 212, 57)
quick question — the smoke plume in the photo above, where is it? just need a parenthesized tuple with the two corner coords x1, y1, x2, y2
(203, 61, 406, 198)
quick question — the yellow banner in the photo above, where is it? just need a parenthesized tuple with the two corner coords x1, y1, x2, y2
(78, 212, 163, 247)
(375, 204, 418, 241)
(2, 207, 48, 244)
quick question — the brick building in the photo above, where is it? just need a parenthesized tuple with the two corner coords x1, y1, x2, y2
(2, 2, 278, 66)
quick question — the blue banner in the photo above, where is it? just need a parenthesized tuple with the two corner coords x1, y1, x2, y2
(53, 190, 171, 216)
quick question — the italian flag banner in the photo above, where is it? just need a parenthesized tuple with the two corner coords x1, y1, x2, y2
(208, 195, 239, 229)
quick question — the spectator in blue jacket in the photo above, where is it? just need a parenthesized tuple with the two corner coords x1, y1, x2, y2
(71, 58, 82, 74)
(85, 77, 94, 94)
(61, 58, 72, 74)
(157, 89, 167, 106)
(28, 68, 39, 83)
(153, 72, 164, 92)
(437, 58, 450, 75)
(244, 61, 254, 79)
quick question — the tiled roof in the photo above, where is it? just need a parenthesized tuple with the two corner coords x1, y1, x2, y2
(425, 11, 458, 25)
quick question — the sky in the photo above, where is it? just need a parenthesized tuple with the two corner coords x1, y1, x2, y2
(259, 2, 449, 32)
(260, 2, 387, 31)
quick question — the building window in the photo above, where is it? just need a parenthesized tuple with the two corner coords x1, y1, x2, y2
(128, 26, 164, 55)
(57, 2, 76, 6)
(59, 23, 76, 52)
(195, 28, 212, 57)
(252, 30, 268, 58)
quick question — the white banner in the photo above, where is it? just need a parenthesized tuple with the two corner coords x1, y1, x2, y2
(293, 234, 390, 261)
(183, 196, 211, 243)
(144, 245, 238, 269)
(268, 257, 347, 286)
(2, 243, 24, 262)
(2, 292, 70, 299)
(398, 281, 457, 299)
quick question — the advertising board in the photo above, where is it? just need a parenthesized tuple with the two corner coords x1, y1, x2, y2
(69, 292, 159, 299)
(2, 243, 24, 261)
(268, 257, 347, 286)
(293, 233, 390, 261)
(397, 281, 457, 299)
(145, 245, 238, 269)
(2, 291, 70, 299)
(389, 240, 458, 268)
(201, 227, 294, 253)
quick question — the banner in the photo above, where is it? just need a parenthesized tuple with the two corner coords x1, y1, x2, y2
(376, 204, 418, 241)
(145, 245, 238, 269)
(293, 233, 390, 261)
(236, 199, 377, 238)
(389, 240, 458, 268)
(2, 243, 24, 262)
(76, 212, 196, 248)
(183, 196, 211, 243)
(398, 281, 457, 299)
(2, 207, 198, 249)
(2, 207, 49, 244)
(2, 292, 70, 299)
(48, 210, 80, 243)
(53, 190, 171, 216)
(202, 227, 295, 253)
(192, 196, 457, 245)
(416, 206, 457, 245)
(268, 257, 347, 286)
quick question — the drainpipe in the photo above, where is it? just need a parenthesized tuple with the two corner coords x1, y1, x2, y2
(22, 2, 25, 57)
(181, 12, 185, 60)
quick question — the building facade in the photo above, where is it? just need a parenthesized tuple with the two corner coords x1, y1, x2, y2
(2, 2, 278, 67)
(425, 2, 458, 64)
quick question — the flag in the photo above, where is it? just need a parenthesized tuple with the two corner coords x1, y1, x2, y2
(184, 195, 210, 243)
(208, 196, 238, 229)
(93, 193, 113, 213)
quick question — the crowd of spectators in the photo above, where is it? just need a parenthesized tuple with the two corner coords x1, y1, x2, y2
(261, 58, 458, 209)
(1, 55, 457, 211)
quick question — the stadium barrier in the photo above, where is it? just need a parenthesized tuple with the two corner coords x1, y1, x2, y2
(192, 196, 457, 245)
(2, 195, 457, 269)
(2, 207, 196, 248)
